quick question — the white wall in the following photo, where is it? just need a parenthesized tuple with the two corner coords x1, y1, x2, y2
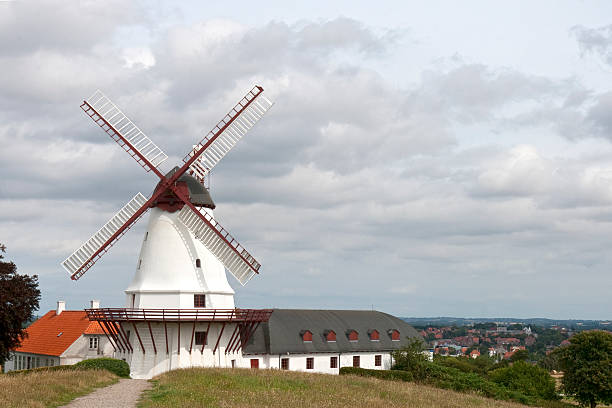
(126, 321, 244, 379)
(3, 352, 60, 372)
(60, 334, 114, 365)
(241, 351, 393, 374)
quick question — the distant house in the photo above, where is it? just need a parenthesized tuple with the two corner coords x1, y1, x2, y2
(2, 301, 114, 373)
(470, 349, 480, 359)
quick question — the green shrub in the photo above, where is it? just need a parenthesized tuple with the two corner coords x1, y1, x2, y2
(74, 358, 130, 378)
(340, 367, 413, 382)
(489, 361, 557, 401)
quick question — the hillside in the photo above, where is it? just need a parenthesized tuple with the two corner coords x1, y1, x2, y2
(139, 368, 533, 408)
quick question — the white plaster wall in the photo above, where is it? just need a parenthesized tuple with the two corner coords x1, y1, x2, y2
(125, 208, 235, 310)
(240, 352, 393, 374)
(126, 321, 243, 379)
(60, 334, 114, 364)
(4, 352, 61, 372)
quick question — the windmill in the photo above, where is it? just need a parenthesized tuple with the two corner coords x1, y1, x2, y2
(61, 86, 275, 378)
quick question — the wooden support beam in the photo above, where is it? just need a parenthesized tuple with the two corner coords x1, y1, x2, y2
(202, 310, 215, 353)
(213, 321, 226, 354)
(101, 320, 120, 352)
(225, 324, 240, 355)
(146, 320, 157, 354)
(163, 310, 169, 354)
(117, 322, 133, 353)
(132, 322, 145, 354)
(189, 310, 198, 354)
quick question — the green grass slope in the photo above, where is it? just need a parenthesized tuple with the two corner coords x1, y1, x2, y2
(139, 368, 533, 408)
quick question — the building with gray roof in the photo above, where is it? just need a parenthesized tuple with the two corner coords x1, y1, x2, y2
(241, 309, 421, 373)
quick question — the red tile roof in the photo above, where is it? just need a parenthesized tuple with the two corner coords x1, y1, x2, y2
(84, 321, 105, 335)
(14, 310, 94, 356)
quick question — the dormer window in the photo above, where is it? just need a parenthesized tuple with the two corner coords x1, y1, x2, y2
(388, 329, 400, 341)
(300, 330, 313, 342)
(324, 330, 336, 342)
(368, 329, 380, 341)
(347, 330, 358, 342)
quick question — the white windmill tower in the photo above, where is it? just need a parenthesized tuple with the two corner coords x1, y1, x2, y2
(61, 86, 274, 378)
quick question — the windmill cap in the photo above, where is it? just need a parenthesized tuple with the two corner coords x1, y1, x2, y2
(153, 167, 216, 209)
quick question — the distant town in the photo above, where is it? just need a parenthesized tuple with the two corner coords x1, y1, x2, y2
(404, 317, 611, 361)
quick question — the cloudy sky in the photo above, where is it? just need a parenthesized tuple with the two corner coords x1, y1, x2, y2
(1, 1, 612, 319)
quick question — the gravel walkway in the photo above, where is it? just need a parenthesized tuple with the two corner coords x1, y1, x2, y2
(60, 379, 152, 408)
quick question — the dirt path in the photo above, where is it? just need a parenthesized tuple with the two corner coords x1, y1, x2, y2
(60, 378, 152, 408)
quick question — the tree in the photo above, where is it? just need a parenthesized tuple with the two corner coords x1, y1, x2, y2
(557, 330, 612, 408)
(510, 349, 529, 362)
(489, 360, 558, 401)
(0, 244, 41, 365)
(391, 338, 429, 380)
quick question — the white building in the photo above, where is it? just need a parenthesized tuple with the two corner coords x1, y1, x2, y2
(242, 309, 421, 373)
(3, 300, 114, 373)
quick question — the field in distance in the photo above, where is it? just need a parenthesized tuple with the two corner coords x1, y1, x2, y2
(139, 367, 532, 408)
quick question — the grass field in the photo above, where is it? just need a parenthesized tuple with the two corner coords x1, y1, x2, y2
(0, 368, 118, 408)
(139, 368, 534, 408)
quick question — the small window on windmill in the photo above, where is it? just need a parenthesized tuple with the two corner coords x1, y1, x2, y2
(144, 232, 148, 241)
(194, 294, 206, 308)
(196, 259, 201, 268)
(195, 331, 207, 346)
(137, 259, 142, 270)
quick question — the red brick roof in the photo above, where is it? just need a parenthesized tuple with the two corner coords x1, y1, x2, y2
(14, 310, 95, 356)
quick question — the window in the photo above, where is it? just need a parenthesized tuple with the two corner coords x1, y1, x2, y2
(390, 329, 400, 341)
(196, 259, 201, 268)
(195, 331, 207, 346)
(306, 357, 314, 370)
(330, 356, 338, 368)
(347, 330, 358, 342)
(144, 232, 148, 241)
(301, 330, 313, 342)
(375, 355, 382, 367)
(352, 356, 360, 367)
(194, 294, 206, 308)
(250, 359, 259, 369)
(137, 259, 142, 269)
(369, 329, 380, 341)
(281, 358, 289, 370)
(325, 330, 336, 342)
(89, 336, 99, 349)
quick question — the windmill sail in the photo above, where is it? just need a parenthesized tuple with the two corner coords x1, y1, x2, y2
(81, 91, 168, 173)
(62, 193, 149, 280)
(185, 86, 273, 181)
(177, 206, 260, 285)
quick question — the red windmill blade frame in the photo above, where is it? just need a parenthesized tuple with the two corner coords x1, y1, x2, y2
(65, 86, 270, 281)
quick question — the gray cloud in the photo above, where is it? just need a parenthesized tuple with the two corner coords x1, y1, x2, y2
(572, 24, 612, 66)
(1, 5, 611, 319)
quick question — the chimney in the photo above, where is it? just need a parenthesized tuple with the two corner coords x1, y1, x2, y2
(90, 300, 100, 309)
(56, 300, 65, 315)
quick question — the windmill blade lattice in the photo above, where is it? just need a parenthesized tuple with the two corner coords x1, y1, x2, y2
(62, 193, 149, 280)
(81, 91, 168, 173)
(177, 205, 261, 285)
(185, 86, 273, 182)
